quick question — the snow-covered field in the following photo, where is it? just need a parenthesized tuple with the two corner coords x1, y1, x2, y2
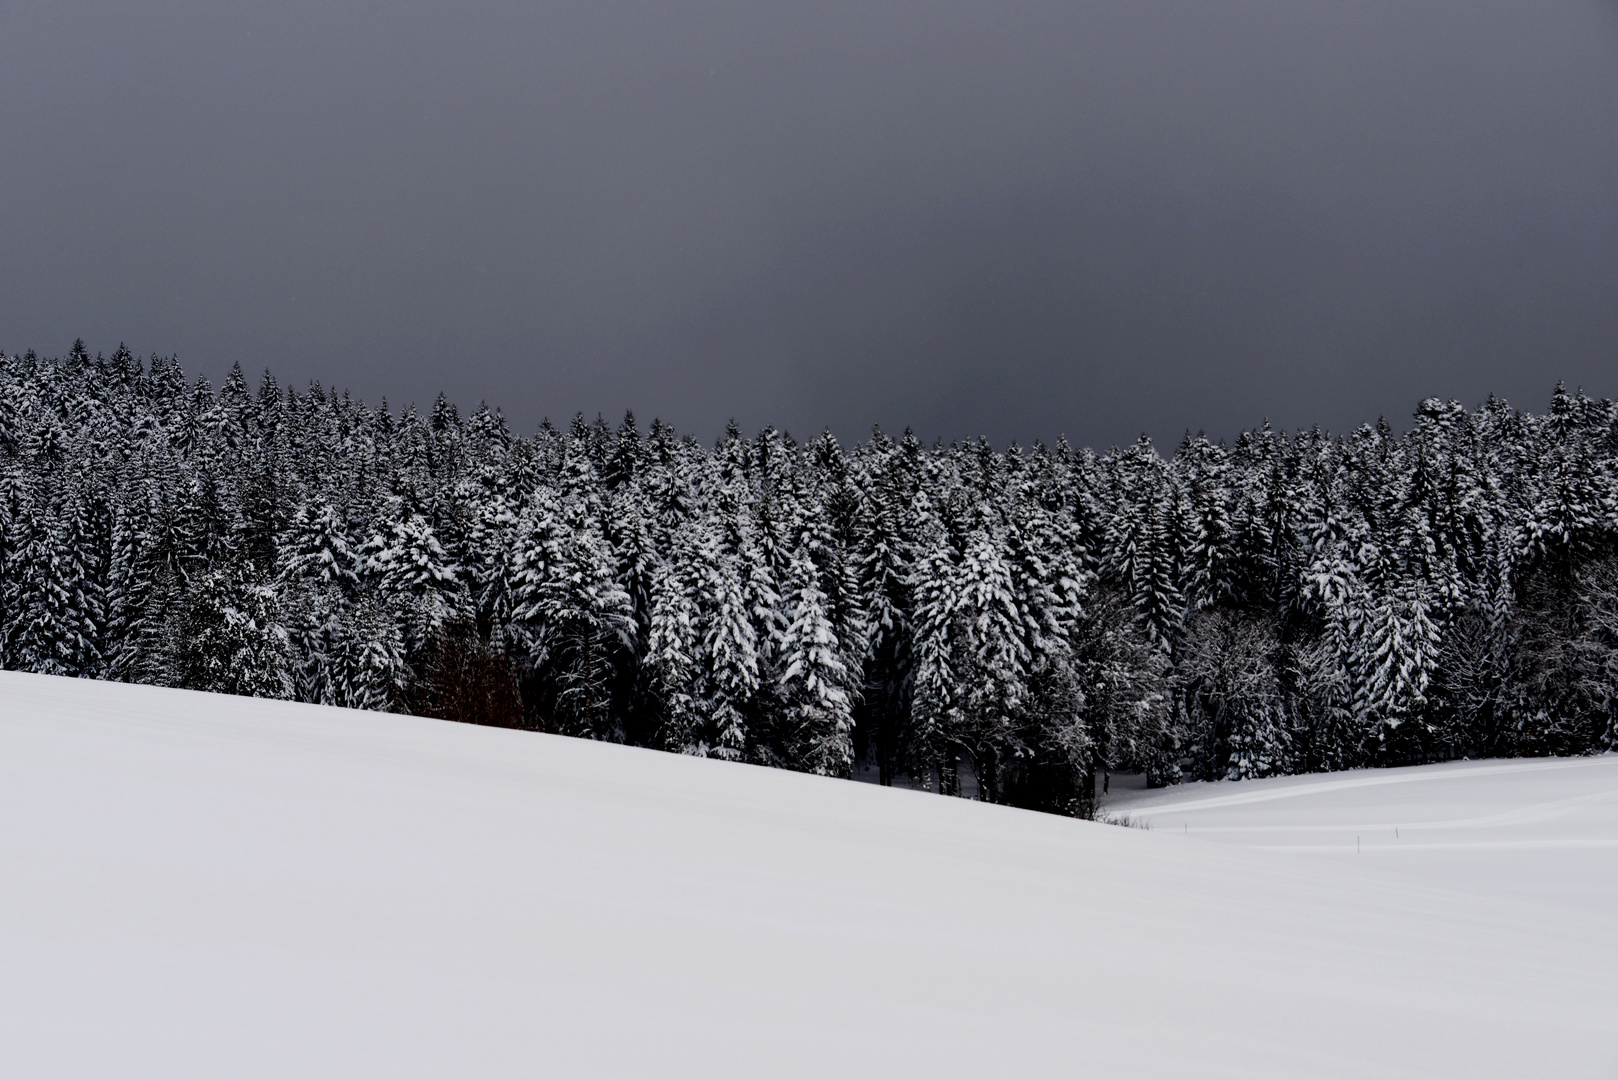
(3, 671, 1614, 1078)
(1107, 754, 1618, 918)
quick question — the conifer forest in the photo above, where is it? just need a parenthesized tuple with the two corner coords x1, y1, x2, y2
(4, 342, 1617, 815)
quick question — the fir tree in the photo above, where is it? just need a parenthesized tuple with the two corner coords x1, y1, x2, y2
(173, 565, 295, 699)
(779, 550, 857, 776)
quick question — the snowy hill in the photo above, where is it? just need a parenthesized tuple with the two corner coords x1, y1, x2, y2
(3, 671, 1615, 1078)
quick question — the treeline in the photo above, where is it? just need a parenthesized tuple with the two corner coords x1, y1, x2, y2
(3, 341, 1616, 814)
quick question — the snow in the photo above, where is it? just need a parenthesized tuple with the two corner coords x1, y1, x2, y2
(1106, 754, 1618, 921)
(3, 671, 1615, 1078)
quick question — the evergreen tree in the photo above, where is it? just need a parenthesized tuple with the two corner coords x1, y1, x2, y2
(695, 524, 760, 762)
(644, 527, 703, 753)
(779, 550, 857, 776)
(515, 489, 635, 740)
(361, 500, 464, 657)
(173, 565, 295, 699)
(326, 598, 410, 712)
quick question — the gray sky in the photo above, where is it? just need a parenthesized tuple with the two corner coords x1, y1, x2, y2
(2, 1, 1616, 447)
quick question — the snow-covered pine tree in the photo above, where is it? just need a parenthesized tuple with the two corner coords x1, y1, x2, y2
(644, 525, 703, 753)
(517, 488, 635, 741)
(855, 436, 919, 784)
(779, 549, 857, 776)
(1177, 432, 1234, 611)
(694, 521, 761, 762)
(906, 499, 962, 787)
(325, 597, 410, 712)
(1353, 581, 1442, 758)
(360, 499, 465, 659)
(173, 564, 295, 700)
(1179, 609, 1289, 780)
(2, 481, 75, 675)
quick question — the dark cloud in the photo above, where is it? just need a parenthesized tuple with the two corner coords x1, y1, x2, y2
(2, 1, 1615, 446)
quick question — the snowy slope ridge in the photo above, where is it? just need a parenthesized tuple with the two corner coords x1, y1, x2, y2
(3, 672, 1614, 1079)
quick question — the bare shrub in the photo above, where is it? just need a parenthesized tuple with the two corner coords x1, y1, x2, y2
(412, 619, 524, 728)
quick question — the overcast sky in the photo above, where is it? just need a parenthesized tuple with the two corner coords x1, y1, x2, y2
(2, 1, 1615, 447)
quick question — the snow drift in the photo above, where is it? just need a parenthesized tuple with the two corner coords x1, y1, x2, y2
(2, 670, 1614, 1078)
